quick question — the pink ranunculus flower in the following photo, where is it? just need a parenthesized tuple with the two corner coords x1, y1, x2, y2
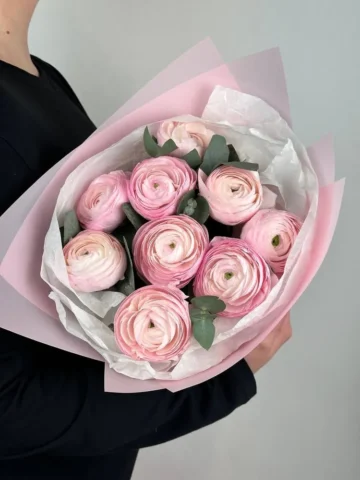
(198, 166, 263, 226)
(76, 171, 129, 232)
(63, 231, 127, 293)
(194, 237, 272, 318)
(128, 156, 196, 221)
(241, 209, 303, 275)
(114, 285, 192, 362)
(157, 120, 215, 157)
(133, 215, 209, 288)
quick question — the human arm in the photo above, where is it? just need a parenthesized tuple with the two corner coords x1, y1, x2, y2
(0, 138, 35, 215)
(0, 328, 255, 459)
(0, 314, 290, 458)
(126, 313, 292, 449)
(1, 138, 256, 458)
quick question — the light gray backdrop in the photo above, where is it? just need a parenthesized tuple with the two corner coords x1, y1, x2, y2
(30, 1, 359, 479)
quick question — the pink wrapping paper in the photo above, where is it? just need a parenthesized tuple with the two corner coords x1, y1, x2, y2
(0, 40, 343, 393)
(97, 38, 224, 132)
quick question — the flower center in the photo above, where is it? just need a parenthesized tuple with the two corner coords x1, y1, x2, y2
(272, 235, 280, 247)
(149, 322, 155, 328)
(224, 272, 234, 280)
(153, 183, 159, 189)
(169, 242, 176, 249)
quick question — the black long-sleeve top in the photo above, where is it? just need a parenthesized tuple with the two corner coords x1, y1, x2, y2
(0, 56, 256, 480)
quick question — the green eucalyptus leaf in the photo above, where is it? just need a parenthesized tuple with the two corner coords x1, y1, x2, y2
(177, 192, 209, 224)
(143, 127, 160, 157)
(191, 196, 209, 224)
(117, 236, 135, 296)
(190, 308, 217, 323)
(193, 319, 216, 350)
(160, 138, 177, 156)
(117, 278, 134, 296)
(176, 190, 197, 214)
(184, 204, 196, 216)
(201, 135, 229, 176)
(190, 307, 208, 318)
(183, 149, 202, 169)
(191, 296, 226, 314)
(226, 145, 259, 171)
(122, 203, 145, 230)
(228, 144, 241, 163)
(63, 210, 81, 245)
(213, 160, 259, 172)
(144, 127, 177, 157)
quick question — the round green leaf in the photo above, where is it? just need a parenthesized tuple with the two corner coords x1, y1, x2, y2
(228, 144, 241, 163)
(190, 308, 217, 324)
(191, 196, 210, 224)
(230, 161, 259, 172)
(183, 149, 202, 169)
(201, 135, 229, 176)
(214, 161, 259, 172)
(143, 127, 160, 157)
(176, 190, 197, 214)
(160, 138, 177, 156)
(117, 281, 135, 296)
(184, 205, 196, 216)
(191, 296, 226, 314)
(193, 319, 216, 350)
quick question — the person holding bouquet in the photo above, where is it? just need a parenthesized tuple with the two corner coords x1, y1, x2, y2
(0, 1, 292, 479)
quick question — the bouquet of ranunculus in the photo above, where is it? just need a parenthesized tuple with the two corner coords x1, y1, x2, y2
(0, 40, 344, 391)
(40, 80, 317, 379)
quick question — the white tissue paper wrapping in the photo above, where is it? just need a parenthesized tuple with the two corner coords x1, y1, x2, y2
(41, 86, 318, 380)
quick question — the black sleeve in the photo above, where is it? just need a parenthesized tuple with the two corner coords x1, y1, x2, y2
(0, 138, 35, 215)
(0, 328, 256, 459)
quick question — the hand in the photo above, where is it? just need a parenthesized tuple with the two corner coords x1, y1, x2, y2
(245, 312, 292, 374)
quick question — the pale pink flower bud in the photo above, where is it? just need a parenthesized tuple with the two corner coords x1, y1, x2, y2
(157, 120, 214, 157)
(114, 285, 191, 362)
(241, 209, 302, 275)
(63, 231, 127, 292)
(194, 237, 272, 318)
(76, 171, 129, 232)
(198, 166, 263, 225)
(128, 156, 196, 221)
(133, 215, 209, 288)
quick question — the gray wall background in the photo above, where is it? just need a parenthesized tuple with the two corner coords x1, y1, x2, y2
(30, 1, 359, 478)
